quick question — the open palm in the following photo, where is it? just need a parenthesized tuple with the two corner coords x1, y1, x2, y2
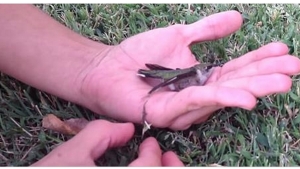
(81, 11, 300, 130)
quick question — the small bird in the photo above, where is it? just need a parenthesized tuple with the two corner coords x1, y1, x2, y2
(137, 63, 221, 94)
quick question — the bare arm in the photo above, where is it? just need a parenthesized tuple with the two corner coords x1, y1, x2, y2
(1, 5, 299, 130)
(0, 4, 109, 104)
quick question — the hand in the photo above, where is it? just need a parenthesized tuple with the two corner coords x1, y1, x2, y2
(80, 10, 300, 130)
(31, 120, 183, 166)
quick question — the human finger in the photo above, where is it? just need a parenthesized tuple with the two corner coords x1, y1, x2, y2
(220, 55, 300, 81)
(219, 73, 292, 97)
(32, 120, 134, 166)
(183, 10, 243, 44)
(147, 86, 256, 128)
(129, 137, 162, 166)
(220, 42, 289, 75)
(169, 74, 292, 129)
(169, 105, 221, 130)
(162, 151, 184, 166)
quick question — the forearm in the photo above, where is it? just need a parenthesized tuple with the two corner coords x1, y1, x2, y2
(0, 5, 109, 104)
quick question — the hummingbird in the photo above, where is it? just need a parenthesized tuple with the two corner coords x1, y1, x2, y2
(137, 62, 221, 94)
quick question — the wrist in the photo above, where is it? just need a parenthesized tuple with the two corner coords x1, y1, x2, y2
(72, 42, 117, 115)
(70, 42, 114, 107)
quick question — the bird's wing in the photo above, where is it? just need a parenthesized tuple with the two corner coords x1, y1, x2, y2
(145, 63, 174, 70)
(148, 69, 197, 94)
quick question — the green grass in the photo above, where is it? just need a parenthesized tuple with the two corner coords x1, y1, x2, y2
(1, 4, 300, 166)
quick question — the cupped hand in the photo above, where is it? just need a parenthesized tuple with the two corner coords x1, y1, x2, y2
(80, 10, 300, 130)
(31, 120, 183, 166)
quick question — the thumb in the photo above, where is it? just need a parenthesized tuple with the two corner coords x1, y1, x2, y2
(129, 137, 163, 166)
(183, 10, 243, 44)
(32, 120, 134, 166)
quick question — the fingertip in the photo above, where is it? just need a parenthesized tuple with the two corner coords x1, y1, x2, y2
(227, 90, 257, 110)
(288, 56, 300, 75)
(84, 120, 135, 137)
(253, 42, 289, 58)
(221, 41, 290, 75)
(120, 122, 135, 135)
(243, 101, 257, 111)
(277, 42, 289, 53)
(211, 10, 243, 28)
(84, 119, 110, 129)
(274, 74, 292, 93)
(265, 42, 289, 54)
(88, 120, 135, 160)
(162, 151, 184, 166)
(89, 120, 134, 130)
(139, 137, 161, 153)
(170, 123, 192, 131)
(184, 9, 243, 43)
(227, 10, 243, 25)
(129, 137, 162, 166)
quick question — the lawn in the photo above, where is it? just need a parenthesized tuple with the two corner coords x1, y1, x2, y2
(1, 4, 300, 166)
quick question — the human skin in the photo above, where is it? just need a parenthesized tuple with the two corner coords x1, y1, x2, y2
(1, 4, 300, 166)
(31, 120, 184, 166)
(0, 5, 185, 166)
(1, 5, 299, 130)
